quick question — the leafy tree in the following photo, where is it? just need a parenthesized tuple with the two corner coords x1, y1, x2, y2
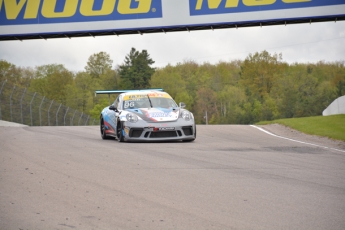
(272, 63, 306, 118)
(0, 60, 31, 87)
(329, 61, 345, 97)
(29, 64, 73, 104)
(294, 74, 319, 117)
(18, 67, 35, 87)
(118, 48, 155, 89)
(194, 63, 213, 88)
(333, 74, 345, 97)
(217, 85, 246, 123)
(89, 98, 109, 119)
(261, 95, 279, 121)
(174, 91, 194, 110)
(212, 60, 242, 90)
(71, 52, 117, 114)
(85, 52, 113, 79)
(315, 81, 337, 114)
(150, 64, 186, 98)
(240, 51, 286, 100)
(0, 60, 13, 83)
(65, 72, 97, 113)
(175, 60, 199, 95)
(241, 102, 253, 124)
(195, 87, 217, 124)
(99, 69, 120, 90)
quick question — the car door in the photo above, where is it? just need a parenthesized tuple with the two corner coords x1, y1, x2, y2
(112, 95, 122, 131)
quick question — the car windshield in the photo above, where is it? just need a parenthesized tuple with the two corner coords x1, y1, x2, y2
(123, 97, 178, 110)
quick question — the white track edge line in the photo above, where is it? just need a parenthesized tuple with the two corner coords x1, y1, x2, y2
(250, 125, 345, 153)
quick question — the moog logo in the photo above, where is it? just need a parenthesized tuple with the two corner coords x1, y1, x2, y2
(190, 0, 342, 15)
(0, 0, 162, 25)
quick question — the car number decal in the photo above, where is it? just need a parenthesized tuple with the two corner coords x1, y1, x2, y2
(124, 101, 135, 108)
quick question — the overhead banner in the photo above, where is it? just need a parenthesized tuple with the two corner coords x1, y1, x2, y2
(0, 0, 163, 25)
(190, 0, 343, 15)
(0, 0, 344, 40)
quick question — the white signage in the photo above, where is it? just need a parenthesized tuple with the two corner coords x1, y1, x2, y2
(0, 0, 344, 40)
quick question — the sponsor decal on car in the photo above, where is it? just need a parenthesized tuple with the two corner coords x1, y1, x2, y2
(148, 112, 173, 118)
(124, 92, 171, 100)
(124, 126, 130, 135)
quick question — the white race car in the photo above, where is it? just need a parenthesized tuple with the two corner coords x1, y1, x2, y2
(96, 89, 196, 142)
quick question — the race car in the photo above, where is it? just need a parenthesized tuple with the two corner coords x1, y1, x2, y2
(95, 89, 196, 142)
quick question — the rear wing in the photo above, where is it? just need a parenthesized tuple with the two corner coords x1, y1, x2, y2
(95, 88, 164, 96)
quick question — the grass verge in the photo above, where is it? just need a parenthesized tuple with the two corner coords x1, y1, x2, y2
(256, 114, 345, 142)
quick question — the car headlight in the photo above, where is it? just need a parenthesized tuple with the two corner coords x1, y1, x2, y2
(126, 113, 138, 123)
(181, 111, 192, 121)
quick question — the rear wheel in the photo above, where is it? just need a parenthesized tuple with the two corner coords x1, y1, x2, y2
(100, 117, 111, 140)
(117, 121, 124, 142)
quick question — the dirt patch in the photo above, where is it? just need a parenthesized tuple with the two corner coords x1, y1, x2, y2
(258, 124, 345, 151)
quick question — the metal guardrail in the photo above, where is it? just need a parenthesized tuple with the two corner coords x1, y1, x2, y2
(0, 81, 96, 126)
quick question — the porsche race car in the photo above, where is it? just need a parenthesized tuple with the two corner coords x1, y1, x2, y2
(95, 89, 196, 142)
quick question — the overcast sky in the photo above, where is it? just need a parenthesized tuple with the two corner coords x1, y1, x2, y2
(0, 20, 344, 72)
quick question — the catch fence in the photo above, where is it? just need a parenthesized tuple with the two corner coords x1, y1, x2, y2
(0, 81, 96, 126)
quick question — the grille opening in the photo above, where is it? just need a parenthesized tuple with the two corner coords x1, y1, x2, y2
(177, 130, 182, 136)
(182, 126, 193, 136)
(150, 131, 177, 138)
(144, 132, 149, 138)
(129, 128, 143, 138)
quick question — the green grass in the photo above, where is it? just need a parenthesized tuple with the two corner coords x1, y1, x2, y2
(256, 115, 345, 142)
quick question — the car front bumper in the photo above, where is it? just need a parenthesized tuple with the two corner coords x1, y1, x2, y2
(122, 120, 196, 142)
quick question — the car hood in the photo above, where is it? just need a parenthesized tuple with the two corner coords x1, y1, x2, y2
(127, 108, 180, 122)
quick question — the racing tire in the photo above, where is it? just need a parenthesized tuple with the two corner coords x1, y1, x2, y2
(100, 117, 112, 140)
(117, 121, 125, 142)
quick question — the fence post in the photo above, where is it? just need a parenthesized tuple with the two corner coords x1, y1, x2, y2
(10, 86, 16, 122)
(78, 112, 83, 126)
(39, 96, 45, 126)
(64, 107, 69, 126)
(0, 80, 7, 120)
(85, 115, 90, 126)
(56, 103, 62, 126)
(71, 110, 77, 126)
(48, 100, 54, 126)
(204, 110, 208, 125)
(29, 92, 37, 126)
(20, 88, 27, 124)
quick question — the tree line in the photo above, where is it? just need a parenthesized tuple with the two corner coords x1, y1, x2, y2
(1, 49, 344, 124)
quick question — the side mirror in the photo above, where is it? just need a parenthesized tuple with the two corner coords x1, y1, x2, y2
(179, 102, 186, 109)
(109, 105, 118, 112)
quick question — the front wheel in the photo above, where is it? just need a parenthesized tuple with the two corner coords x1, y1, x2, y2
(100, 117, 111, 140)
(100, 117, 114, 140)
(117, 121, 125, 142)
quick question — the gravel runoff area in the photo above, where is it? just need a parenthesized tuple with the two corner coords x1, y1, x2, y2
(0, 119, 343, 150)
(258, 124, 345, 151)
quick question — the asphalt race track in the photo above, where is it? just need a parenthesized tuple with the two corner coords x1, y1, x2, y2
(1, 125, 345, 230)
